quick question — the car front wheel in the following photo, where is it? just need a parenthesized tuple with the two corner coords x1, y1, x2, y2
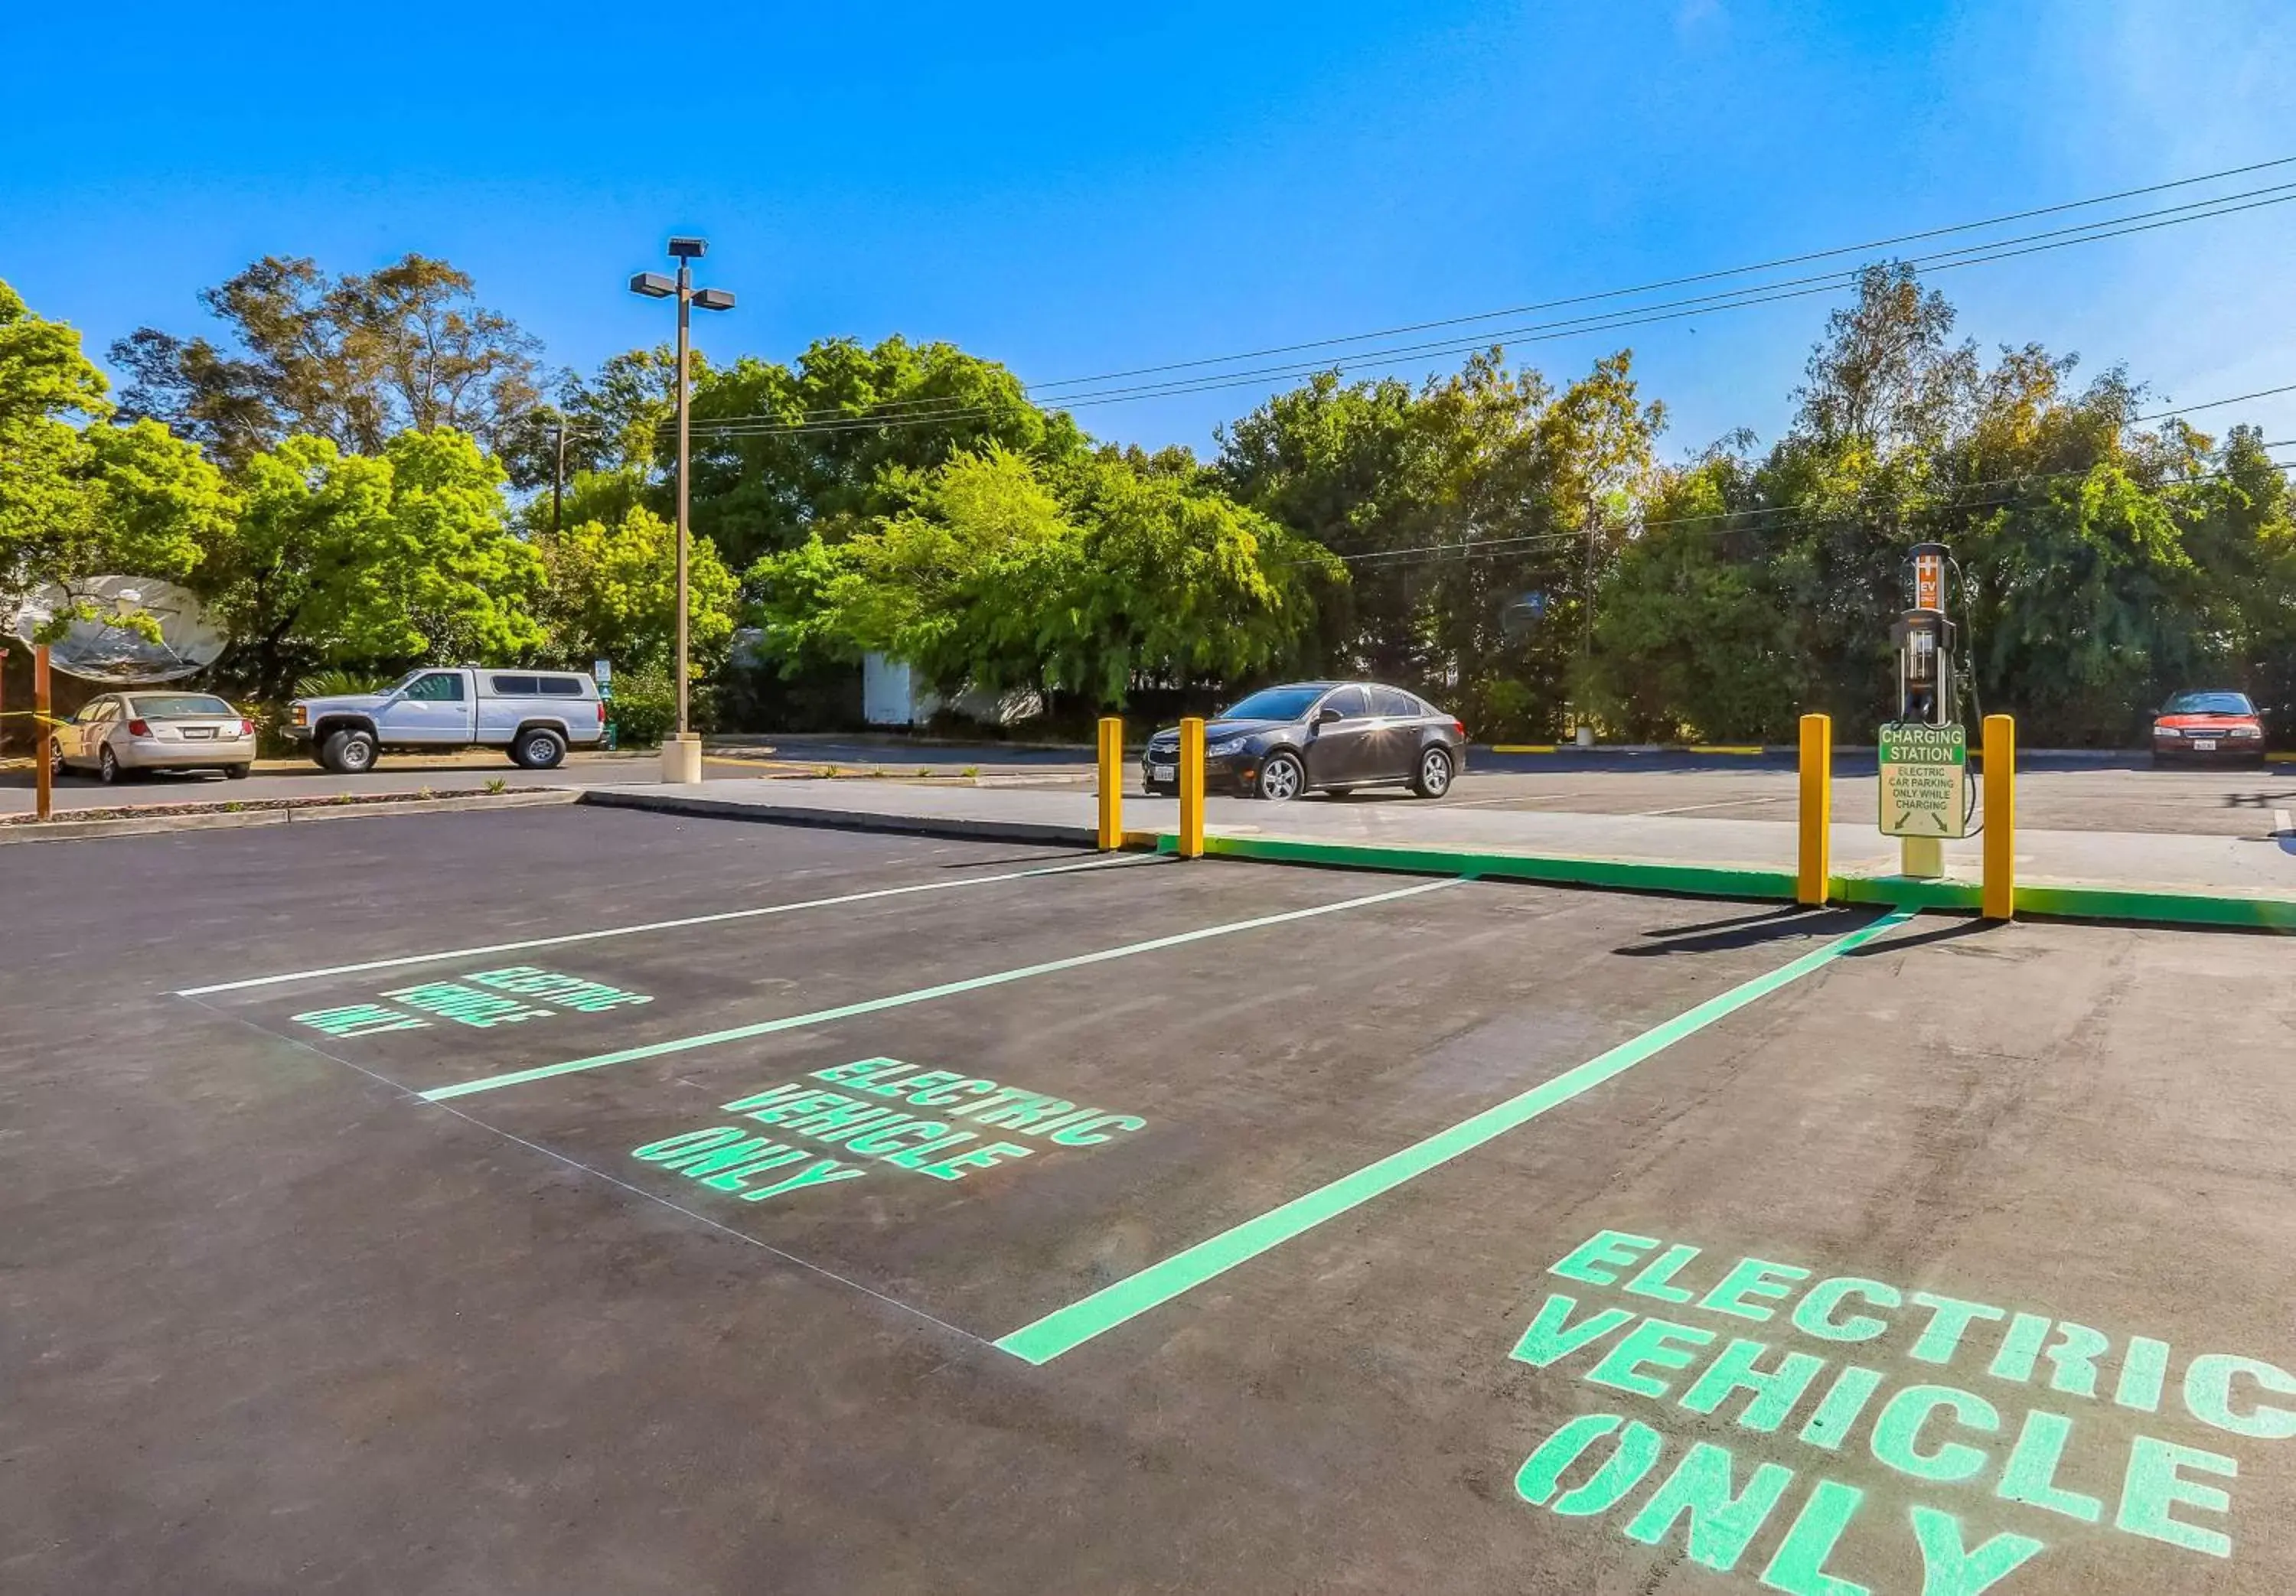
(49, 738, 67, 780)
(1412, 746, 1455, 798)
(321, 729, 377, 774)
(1255, 751, 1305, 802)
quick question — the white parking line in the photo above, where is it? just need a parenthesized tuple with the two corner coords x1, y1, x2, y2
(2275, 808, 2293, 837)
(419, 876, 1464, 1102)
(174, 854, 1159, 997)
(1637, 794, 1789, 817)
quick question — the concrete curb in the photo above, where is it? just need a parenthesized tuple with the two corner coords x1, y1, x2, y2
(0, 788, 578, 845)
(576, 788, 1103, 848)
(1183, 835, 2295, 931)
(579, 789, 2294, 935)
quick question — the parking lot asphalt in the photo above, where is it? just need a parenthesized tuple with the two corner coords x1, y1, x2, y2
(0, 749, 733, 814)
(6, 804, 2294, 1594)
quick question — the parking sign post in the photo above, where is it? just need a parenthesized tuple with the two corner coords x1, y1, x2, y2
(1883, 542, 1962, 881)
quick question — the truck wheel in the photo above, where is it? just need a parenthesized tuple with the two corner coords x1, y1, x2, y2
(321, 729, 377, 774)
(512, 728, 566, 770)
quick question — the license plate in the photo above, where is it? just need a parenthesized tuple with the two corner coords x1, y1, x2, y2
(2191, 739, 2217, 751)
(182, 728, 216, 740)
(1150, 764, 1175, 782)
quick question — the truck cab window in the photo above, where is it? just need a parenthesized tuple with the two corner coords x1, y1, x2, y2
(405, 673, 465, 702)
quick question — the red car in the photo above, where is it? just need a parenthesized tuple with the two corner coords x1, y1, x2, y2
(2151, 690, 2268, 766)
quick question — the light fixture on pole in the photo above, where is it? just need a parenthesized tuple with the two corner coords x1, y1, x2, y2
(629, 237, 735, 784)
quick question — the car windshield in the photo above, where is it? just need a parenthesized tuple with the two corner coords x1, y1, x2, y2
(2162, 692, 2254, 715)
(1218, 686, 1326, 721)
(128, 694, 236, 718)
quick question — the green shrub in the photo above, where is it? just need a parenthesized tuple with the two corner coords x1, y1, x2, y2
(292, 669, 394, 699)
(607, 667, 714, 748)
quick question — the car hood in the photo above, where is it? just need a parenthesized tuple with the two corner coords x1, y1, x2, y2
(296, 693, 390, 716)
(2154, 713, 2259, 728)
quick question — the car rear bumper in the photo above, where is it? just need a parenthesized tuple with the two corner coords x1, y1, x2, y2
(117, 736, 258, 768)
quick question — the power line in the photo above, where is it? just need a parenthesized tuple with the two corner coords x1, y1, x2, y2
(680, 157, 2296, 428)
(2130, 382, 2296, 424)
(1026, 155, 2296, 393)
(665, 163, 2296, 438)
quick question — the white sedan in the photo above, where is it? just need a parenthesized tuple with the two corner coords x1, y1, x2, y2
(51, 691, 258, 783)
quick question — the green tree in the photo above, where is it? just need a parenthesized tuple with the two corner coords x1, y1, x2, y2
(1587, 454, 1804, 741)
(745, 444, 1335, 708)
(110, 255, 543, 467)
(1, 279, 233, 633)
(204, 429, 541, 699)
(686, 335, 1087, 569)
(533, 497, 738, 676)
(1219, 350, 1661, 737)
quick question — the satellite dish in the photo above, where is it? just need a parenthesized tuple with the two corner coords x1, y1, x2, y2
(9, 576, 229, 683)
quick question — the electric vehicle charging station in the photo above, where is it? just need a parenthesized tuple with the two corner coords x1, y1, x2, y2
(1879, 542, 1968, 878)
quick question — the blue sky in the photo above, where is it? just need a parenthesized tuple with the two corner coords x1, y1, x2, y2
(5, 0, 2292, 458)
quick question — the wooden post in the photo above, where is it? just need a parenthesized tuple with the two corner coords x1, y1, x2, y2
(34, 643, 53, 822)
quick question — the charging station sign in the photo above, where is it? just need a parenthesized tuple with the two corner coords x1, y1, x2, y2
(1879, 721, 1967, 838)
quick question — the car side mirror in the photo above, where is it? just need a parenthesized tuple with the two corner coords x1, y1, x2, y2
(1315, 706, 1344, 726)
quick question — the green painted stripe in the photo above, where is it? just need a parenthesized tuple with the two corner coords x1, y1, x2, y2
(180, 854, 1150, 996)
(994, 906, 1916, 1365)
(419, 876, 1463, 1103)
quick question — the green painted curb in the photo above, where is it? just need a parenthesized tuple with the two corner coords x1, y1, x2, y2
(1169, 832, 1799, 901)
(1153, 832, 2291, 933)
(1831, 874, 1985, 911)
(2014, 882, 2296, 931)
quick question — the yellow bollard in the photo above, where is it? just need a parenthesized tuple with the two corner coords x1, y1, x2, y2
(1096, 715, 1124, 851)
(1983, 714, 2016, 920)
(1797, 712, 1831, 905)
(1177, 715, 1205, 859)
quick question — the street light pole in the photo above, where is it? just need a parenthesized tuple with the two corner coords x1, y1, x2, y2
(674, 254, 691, 742)
(630, 239, 733, 785)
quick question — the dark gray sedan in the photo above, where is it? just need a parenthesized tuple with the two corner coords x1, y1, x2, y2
(1143, 682, 1467, 801)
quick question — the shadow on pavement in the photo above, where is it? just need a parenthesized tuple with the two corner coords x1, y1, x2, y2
(1840, 917, 2001, 956)
(1616, 904, 1868, 956)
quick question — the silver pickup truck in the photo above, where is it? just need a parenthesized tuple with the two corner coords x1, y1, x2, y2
(289, 666, 605, 774)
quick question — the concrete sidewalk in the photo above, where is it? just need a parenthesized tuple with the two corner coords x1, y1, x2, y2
(581, 777, 2296, 924)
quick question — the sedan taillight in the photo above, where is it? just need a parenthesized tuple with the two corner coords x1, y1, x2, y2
(127, 718, 152, 737)
(1452, 719, 1468, 739)
(239, 718, 256, 737)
